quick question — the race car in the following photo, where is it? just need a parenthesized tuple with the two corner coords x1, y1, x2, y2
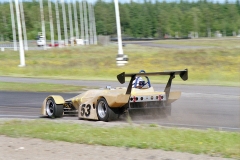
(41, 69, 188, 121)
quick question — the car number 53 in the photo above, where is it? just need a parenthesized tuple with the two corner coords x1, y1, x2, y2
(80, 104, 91, 117)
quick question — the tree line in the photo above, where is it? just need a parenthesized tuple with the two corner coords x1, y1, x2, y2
(0, 0, 240, 40)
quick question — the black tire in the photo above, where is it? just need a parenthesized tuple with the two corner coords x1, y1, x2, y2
(96, 98, 118, 122)
(46, 97, 63, 118)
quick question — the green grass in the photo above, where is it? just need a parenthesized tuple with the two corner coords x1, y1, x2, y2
(155, 38, 240, 47)
(0, 119, 239, 159)
(0, 41, 239, 86)
(0, 82, 95, 92)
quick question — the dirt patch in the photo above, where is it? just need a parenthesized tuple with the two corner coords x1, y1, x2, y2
(0, 135, 233, 160)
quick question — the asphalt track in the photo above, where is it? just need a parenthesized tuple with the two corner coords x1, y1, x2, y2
(0, 76, 239, 132)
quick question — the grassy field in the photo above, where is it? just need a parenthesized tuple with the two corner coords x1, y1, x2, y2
(155, 38, 240, 47)
(0, 39, 239, 86)
(0, 82, 96, 92)
(0, 119, 239, 159)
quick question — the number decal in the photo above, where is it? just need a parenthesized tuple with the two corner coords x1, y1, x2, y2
(80, 104, 85, 116)
(80, 104, 91, 117)
(85, 104, 91, 116)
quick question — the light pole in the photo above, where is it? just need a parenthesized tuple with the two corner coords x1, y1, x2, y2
(9, 0, 17, 51)
(73, 0, 79, 39)
(91, 3, 97, 45)
(19, 0, 28, 50)
(114, 0, 128, 66)
(55, 0, 62, 47)
(68, 0, 74, 46)
(48, 0, 54, 46)
(61, 0, 68, 45)
(88, 2, 93, 44)
(79, 0, 84, 41)
(83, 0, 88, 45)
(15, 0, 25, 66)
(39, 0, 46, 50)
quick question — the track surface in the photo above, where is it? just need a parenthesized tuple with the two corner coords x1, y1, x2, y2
(0, 76, 239, 131)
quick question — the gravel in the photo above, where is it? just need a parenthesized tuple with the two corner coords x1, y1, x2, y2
(0, 135, 234, 160)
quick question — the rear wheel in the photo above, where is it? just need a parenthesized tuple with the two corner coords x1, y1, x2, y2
(96, 98, 118, 122)
(46, 97, 63, 118)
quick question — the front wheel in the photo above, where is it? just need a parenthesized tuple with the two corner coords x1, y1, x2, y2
(46, 97, 63, 118)
(96, 98, 118, 122)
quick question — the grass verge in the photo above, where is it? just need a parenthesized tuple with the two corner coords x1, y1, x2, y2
(0, 119, 239, 159)
(0, 82, 95, 92)
(155, 38, 240, 47)
(0, 42, 239, 86)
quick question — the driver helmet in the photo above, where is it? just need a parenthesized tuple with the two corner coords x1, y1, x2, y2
(138, 80, 145, 87)
(138, 70, 146, 87)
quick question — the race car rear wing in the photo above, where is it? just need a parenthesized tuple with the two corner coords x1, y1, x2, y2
(117, 69, 188, 100)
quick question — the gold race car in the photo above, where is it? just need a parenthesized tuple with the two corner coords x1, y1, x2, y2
(41, 69, 188, 121)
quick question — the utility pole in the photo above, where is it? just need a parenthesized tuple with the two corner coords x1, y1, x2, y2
(55, 0, 61, 47)
(15, 0, 25, 66)
(61, 0, 68, 45)
(39, 0, 46, 50)
(9, 0, 17, 51)
(48, 0, 54, 46)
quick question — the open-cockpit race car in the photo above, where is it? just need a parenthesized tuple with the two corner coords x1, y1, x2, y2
(41, 69, 188, 121)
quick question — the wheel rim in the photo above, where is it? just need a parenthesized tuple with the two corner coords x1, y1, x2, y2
(97, 101, 107, 118)
(46, 99, 54, 116)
